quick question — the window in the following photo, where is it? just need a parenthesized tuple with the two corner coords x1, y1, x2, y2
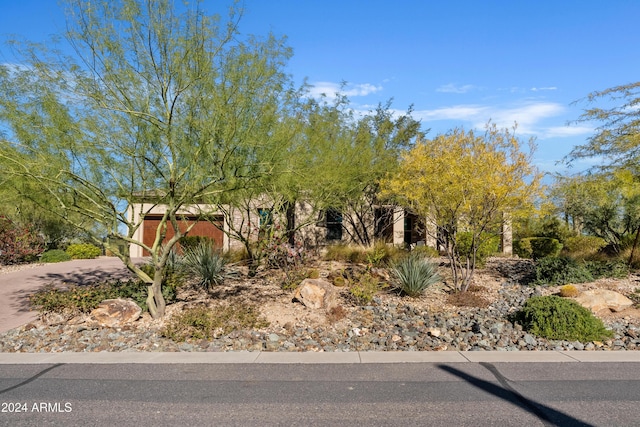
(326, 208, 343, 241)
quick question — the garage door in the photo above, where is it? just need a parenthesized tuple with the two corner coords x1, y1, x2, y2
(142, 215, 224, 256)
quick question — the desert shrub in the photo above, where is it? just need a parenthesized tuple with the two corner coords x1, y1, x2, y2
(411, 245, 440, 258)
(512, 295, 612, 341)
(66, 243, 101, 259)
(446, 291, 490, 308)
(180, 236, 216, 252)
(559, 284, 579, 298)
(0, 215, 44, 265)
(181, 242, 227, 291)
(515, 237, 562, 259)
(583, 259, 629, 279)
(40, 249, 72, 263)
(365, 242, 405, 267)
(389, 254, 440, 297)
(222, 247, 249, 263)
(348, 272, 385, 305)
(324, 244, 367, 264)
(530, 237, 562, 259)
(162, 303, 269, 341)
(562, 235, 607, 259)
(513, 238, 532, 259)
(456, 232, 500, 267)
(529, 256, 593, 286)
(280, 267, 308, 290)
(29, 275, 180, 314)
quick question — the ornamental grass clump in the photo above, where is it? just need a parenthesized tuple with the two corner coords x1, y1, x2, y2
(390, 254, 441, 297)
(181, 242, 227, 292)
(513, 295, 612, 342)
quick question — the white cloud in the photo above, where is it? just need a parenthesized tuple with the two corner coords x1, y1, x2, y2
(487, 102, 565, 133)
(543, 125, 593, 138)
(531, 86, 558, 92)
(409, 101, 585, 139)
(412, 105, 490, 121)
(307, 81, 383, 100)
(436, 83, 476, 94)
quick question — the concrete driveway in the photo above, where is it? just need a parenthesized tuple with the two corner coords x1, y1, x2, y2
(0, 257, 146, 333)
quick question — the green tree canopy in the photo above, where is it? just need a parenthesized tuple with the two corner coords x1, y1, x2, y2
(0, 0, 300, 318)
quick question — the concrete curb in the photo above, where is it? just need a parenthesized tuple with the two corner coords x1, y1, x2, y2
(2, 350, 640, 364)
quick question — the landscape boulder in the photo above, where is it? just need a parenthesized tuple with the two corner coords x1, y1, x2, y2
(574, 289, 633, 314)
(90, 298, 142, 327)
(293, 279, 337, 310)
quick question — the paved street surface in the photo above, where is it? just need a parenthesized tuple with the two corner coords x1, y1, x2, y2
(1, 354, 640, 426)
(3, 259, 640, 426)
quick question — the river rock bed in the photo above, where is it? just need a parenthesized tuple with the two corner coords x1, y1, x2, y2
(2, 282, 640, 353)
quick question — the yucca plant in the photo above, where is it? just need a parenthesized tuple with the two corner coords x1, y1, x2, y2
(390, 254, 441, 297)
(181, 242, 227, 291)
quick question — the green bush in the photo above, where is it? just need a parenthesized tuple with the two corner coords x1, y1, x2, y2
(456, 232, 499, 267)
(30, 270, 180, 314)
(529, 256, 593, 286)
(162, 303, 269, 341)
(348, 272, 385, 305)
(583, 260, 629, 280)
(513, 238, 532, 258)
(390, 254, 441, 297)
(513, 295, 612, 341)
(40, 249, 72, 263)
(515, 237, 562, 259)
(562, 235, 607, 259)
(66, 243, 101, 259)
(181, 242, 227, 291)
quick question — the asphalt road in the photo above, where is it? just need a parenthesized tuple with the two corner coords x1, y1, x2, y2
(1, 362, 640, 426)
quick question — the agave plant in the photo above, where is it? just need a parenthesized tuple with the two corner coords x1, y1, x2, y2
(390, 254, 441, 297)
(181, 242, 227, 291)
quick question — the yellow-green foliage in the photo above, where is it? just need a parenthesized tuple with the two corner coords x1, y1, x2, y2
(324, 244, 368, 263)
(411, 245, 439, 258)
(559, 284, 580, 298)
(563, 235, 607, 259)
(325, 243, 405, 266)
(382, 126, 542, 229)
(163, 303, 269, 342)
(66, 243, 101, 259)
(382, 125, 542, 291)
(281, 267, 319, 290)
(348, 273, 386, 305)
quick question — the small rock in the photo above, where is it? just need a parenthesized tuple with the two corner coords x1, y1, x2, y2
(293, 279, 338, 310)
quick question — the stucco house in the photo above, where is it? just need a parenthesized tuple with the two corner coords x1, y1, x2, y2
(128, 199, 513, 257)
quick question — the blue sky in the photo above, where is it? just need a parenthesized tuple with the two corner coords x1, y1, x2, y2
(1, 0, 639, 176)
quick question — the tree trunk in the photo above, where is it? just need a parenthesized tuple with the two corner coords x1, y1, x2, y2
(146, 268, 166, 319)
(628, 226, 640, 266)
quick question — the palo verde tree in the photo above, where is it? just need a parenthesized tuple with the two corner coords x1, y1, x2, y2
(551, 172, 640, 257)
(382, 124, 542, 292)
(297, 94, 424, 246)
(0, 0, 299, 318)
(566, 81, 640, 263)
